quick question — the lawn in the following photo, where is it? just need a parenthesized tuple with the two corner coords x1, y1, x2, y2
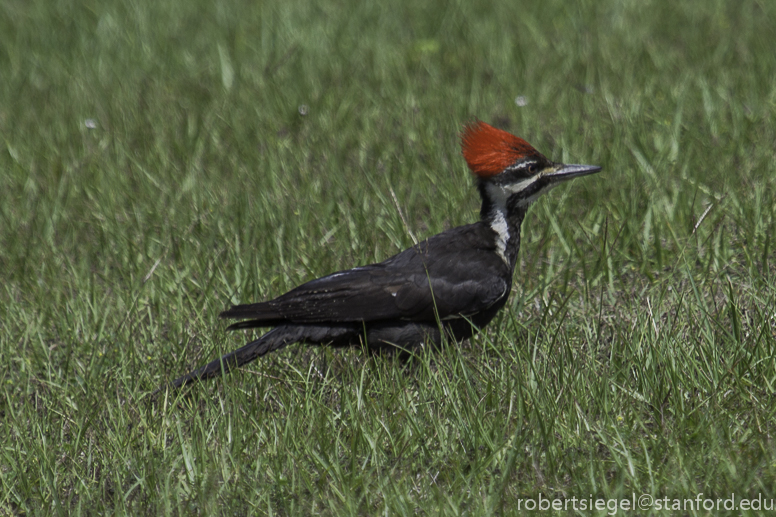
(2, 0, 775, 514)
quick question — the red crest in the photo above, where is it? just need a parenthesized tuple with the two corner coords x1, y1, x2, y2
(460, 121, 540, 178)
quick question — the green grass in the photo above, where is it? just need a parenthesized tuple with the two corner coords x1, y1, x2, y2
(2, 0, 776, 514)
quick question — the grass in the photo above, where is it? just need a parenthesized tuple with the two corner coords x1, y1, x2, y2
(2, 0, 776, 513)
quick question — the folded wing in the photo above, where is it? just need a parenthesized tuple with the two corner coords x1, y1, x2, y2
(221, 224, 511, 329)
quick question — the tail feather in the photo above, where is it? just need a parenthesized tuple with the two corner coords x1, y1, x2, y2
(163, 323, 359, 391)
(170, 328, 289, 389)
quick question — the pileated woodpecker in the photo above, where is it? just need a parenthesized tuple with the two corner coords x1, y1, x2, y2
(171, 121, 600, 388)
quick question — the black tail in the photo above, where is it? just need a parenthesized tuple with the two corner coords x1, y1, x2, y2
(170, 328, 290, 389)
(163, 323, 360, 392)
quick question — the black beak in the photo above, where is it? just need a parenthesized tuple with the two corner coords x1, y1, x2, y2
(546, 163, 602, 182)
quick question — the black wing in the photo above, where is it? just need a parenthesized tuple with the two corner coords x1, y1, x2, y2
(221, 223, 511, 328)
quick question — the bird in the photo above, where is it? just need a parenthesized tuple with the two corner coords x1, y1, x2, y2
(170, 121, 601, 388)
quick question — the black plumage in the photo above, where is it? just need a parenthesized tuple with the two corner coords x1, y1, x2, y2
(169, 121, 600, 388)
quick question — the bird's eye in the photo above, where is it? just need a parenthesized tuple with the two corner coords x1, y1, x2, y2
(527, 163, 537, 174)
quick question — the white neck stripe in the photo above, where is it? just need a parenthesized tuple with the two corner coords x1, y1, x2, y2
(483, 177, 542, 265)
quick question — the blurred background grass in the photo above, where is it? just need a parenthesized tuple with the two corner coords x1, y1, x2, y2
(1, 0, 775, 513)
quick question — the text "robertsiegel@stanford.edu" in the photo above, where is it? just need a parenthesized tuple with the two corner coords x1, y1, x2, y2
(515, 493, 776, 514)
